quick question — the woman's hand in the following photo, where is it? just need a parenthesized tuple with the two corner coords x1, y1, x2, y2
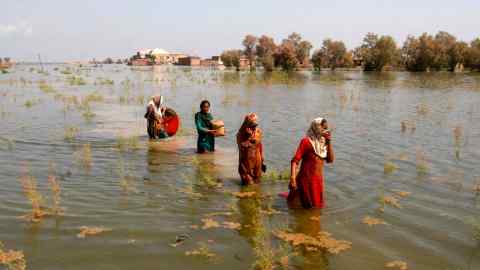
(289, 177, 297, 190)
(208, 130, 216, 135)
(323, 131, 332, 143)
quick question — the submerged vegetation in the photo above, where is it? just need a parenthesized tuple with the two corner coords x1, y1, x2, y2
(116, 135, 141, 152)
(75, 143, 92, 171)
(274, 230, 352, 254)
(0, 242, 26, 270)
(64, 126, 79, 141)
(77, 226, 112, 239)
(18, 163, 63, 222)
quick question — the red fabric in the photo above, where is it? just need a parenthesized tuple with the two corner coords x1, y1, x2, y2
(164, 115, 180, 136)
(288, 137, 326, 209)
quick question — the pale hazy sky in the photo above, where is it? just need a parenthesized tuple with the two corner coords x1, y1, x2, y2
(2, 0, 479, 62)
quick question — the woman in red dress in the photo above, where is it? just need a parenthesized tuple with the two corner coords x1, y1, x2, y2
(288, 118, 334, 209)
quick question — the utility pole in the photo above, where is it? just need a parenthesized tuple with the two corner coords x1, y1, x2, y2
(38, 54, 44, 72)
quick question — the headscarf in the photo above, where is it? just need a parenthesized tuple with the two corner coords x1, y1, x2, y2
(237, 113, 261, 144)
(306, 117, 327, 158)
(148, 95, 165, 117)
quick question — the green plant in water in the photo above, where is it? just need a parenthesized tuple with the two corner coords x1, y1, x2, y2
(116, 135, 141, 152)
(75, 143, 92, 171)
(263, 168, 290, 182)
(67, 75, 86, 85)
(82, 105, 96, 121)
(64, 126, 79, 141)
(384, 161, 397, 174)
(415, 148, 429, 175)
(38, 81, 55, 94)
(48, 164, 62, 215)
(60, 68, 72, 75)
(18, 164, 48, 222)
(24, 99, 37, 108)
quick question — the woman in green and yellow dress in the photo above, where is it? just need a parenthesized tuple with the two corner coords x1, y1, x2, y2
(194, 100, 216, 153)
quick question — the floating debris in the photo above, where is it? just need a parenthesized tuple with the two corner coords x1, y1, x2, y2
(201, 218, 220, 230)
(222, 221, 241, 230)
(170, 234, 190, 247)
(185, 242, 217, 261)
(362, 216, 386, 226)
(395, 191, 411, 198)
(386, 260, 408, 270)
(273, 230, 352, 254)
(0, 241, 26, 270)
(77, 226, 112, 239)
(382, 196, 401, 208)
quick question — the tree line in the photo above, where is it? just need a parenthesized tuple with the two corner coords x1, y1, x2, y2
(220, 32, 480, 72)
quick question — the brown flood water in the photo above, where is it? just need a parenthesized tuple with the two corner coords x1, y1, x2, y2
(0, 64, 480, 269)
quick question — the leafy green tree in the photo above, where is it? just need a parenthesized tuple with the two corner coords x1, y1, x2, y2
(433, 31, 457, 70)
(256, 35, 277, 72)
(275, 40, 299, 71)
(402, 33, 436, 72)
(319, 39, 347, 70)
(242, 35, 257, 71)
(221, 50, 242, 70)
(311, 49, 323, 71)
(297, 40, 313, 66)
(466, 38, 480, 71)
(357, 33, 398, 71)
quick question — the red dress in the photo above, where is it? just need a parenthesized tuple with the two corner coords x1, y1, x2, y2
(288, 137, 334, 209)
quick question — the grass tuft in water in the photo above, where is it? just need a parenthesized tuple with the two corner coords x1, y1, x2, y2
(384, 161, 397, 174)
(75, 143, 92, 171)
(116, 135, 141, 152)
(64, 126, 79, 141)
(185, 242, 218, 262)
(77, 226, 112, 239)
(24, 99, 38, 108)
(47, 165, 62, 215)
(263, 168, 290, 182)
(67, 75, 86, 85)
(18, 164, 48, 222)
(81, 105, 96, 121)
(415, 148, 429, 175)
(0, 241, 26, 270)
(38, 81, 55, 94)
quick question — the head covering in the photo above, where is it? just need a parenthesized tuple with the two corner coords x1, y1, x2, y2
(237, 113, 261, 144)
(306, 117, 327, 158)
(148, 95, 166, 117)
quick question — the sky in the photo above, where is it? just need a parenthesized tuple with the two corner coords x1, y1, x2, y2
(1, 0, 479, 62)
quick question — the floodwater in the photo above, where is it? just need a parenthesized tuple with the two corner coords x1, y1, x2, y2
(1, 64, 480, 270)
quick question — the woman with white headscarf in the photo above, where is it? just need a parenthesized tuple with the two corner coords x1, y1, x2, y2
(144, 95, 168, 139)
(287, 117, 334, 209)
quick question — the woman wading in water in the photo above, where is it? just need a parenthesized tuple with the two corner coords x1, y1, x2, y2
(194, 100, 216, 153)
(236, 113, 265, 185)
(288, 118, 334, 209)
(145, 95, 168, 139)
